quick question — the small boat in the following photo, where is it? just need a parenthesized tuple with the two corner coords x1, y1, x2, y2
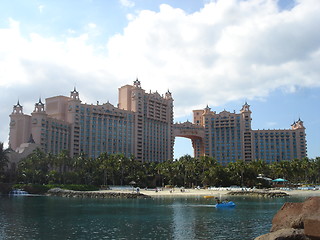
(215, 201, 236, 208)
(9, 189, 30, 196)
(203, 195, 215, 199)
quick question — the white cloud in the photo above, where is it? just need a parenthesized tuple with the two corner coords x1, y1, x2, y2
(106, 0, 320, 116)
(1, 0, 320, 145)
(87, 23, 97, 29)
(119, 0, 135, 8)
(38, 5, 44, 13)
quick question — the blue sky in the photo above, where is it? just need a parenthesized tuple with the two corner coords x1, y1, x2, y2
(0, 0, 319, 159)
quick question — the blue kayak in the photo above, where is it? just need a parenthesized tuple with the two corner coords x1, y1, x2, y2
(215, 201, 236, 208)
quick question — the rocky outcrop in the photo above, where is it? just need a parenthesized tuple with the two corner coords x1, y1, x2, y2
(255, 228, 308, 240)
(47, 188, 151, 199)
(227, 191, 289, 198)
(255, 197, 320, 240)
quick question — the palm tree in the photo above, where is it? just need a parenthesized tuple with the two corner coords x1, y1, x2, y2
(198, 156, 217, 187)
(270, 160, 291, 180)
(300, 157, 311, 183)
(311, 157, 320, 183)
(179, 155, 198, 187)
(207, 164, 228, 187)
(227, 160, 246, 186)
(250, 159, 270, 177)
(157, 159, 178, 186)
(113, 153, 129, 186)
(0, 142, 10, 181)
(18, 148, 49, 184)
(72, 152, 88, 184)
(0, 142, 9, 171)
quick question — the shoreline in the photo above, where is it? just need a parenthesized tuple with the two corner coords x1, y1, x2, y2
(45, 187, 320, 199)
(100, 188, 320, 198)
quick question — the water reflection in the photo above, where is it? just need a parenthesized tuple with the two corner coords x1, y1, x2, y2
(172, 201, 195, 239)
(0, 195, 304, 240)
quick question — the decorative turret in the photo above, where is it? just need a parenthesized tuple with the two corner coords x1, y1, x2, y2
(12, 100, 23, 114)
(70, 87, 80, 100)
(133, 78, 141, 88)
(240, 101, 252, 134)
(292, 118, 305, 130)
(33, 98, 45, 113)
(165, 89, 172, 100)
(204, 105, 211, 114)
(240, 101, 251, 113)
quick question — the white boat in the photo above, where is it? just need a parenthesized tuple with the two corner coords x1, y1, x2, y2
(9, 189, 30, 196)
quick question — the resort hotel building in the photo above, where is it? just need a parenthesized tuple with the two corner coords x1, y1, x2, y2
(9, 79, 174, 162)
(189, 103, 307, 165)
(9, 80, 307, 165)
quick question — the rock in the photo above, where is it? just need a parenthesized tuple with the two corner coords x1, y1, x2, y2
(271, 202, 304, 232)
(271, 197, 320, 232)
(304, 217, 320, 240)
(47, 188, 151, 199)
(227, 191, 289, 198)
(255, 197, 320, 240)
(255, 228, 309, 240)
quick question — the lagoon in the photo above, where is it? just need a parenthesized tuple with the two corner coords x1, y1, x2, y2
(0, 195, 307, 240)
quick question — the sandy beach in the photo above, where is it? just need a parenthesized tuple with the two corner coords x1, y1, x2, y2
(102, 187, 320, 198)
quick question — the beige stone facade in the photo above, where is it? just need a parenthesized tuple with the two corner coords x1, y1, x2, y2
(176, 102, 307, 165)
(9, 80, 174, 162)
(118, 79, 174, 161)
(9, 81, 307, 165)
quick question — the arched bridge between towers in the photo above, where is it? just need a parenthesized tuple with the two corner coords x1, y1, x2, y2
(173, 121, 205, 158)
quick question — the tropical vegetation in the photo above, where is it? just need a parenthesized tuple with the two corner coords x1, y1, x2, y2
(1, 143, 320, 189)
(0, 142, 10, 181)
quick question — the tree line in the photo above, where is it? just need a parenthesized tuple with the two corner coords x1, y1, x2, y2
(1, 143, 320, 188)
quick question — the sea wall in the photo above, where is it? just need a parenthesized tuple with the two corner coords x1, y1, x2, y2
(255, 197, 320, 240)
(227, 191, 289, 198)
(47, 188, 151, 199)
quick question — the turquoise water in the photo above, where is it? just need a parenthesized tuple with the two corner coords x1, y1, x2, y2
(0, 195, 306, 240)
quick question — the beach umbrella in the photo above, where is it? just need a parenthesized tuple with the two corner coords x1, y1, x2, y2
(272, 178, 288, 182)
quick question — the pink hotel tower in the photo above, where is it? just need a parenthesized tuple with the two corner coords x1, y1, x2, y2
(9, 79, 307, 164)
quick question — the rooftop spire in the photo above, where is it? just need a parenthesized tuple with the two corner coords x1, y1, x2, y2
(13, 99, 23, 114)
(70, 87, 80, 100)
(34, 97, 45, 112)
(72, 86, 79, 93)
(133, 78, 141, 88)
(241, 101, 251, 113)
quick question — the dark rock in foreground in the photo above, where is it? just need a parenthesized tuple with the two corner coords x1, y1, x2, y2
(47, 188, 151, 199)
(255, 197, 320, 240)
(227, 191, 289, 198)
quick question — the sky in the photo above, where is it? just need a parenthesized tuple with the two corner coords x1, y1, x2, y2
(0, 0, 319, 159)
